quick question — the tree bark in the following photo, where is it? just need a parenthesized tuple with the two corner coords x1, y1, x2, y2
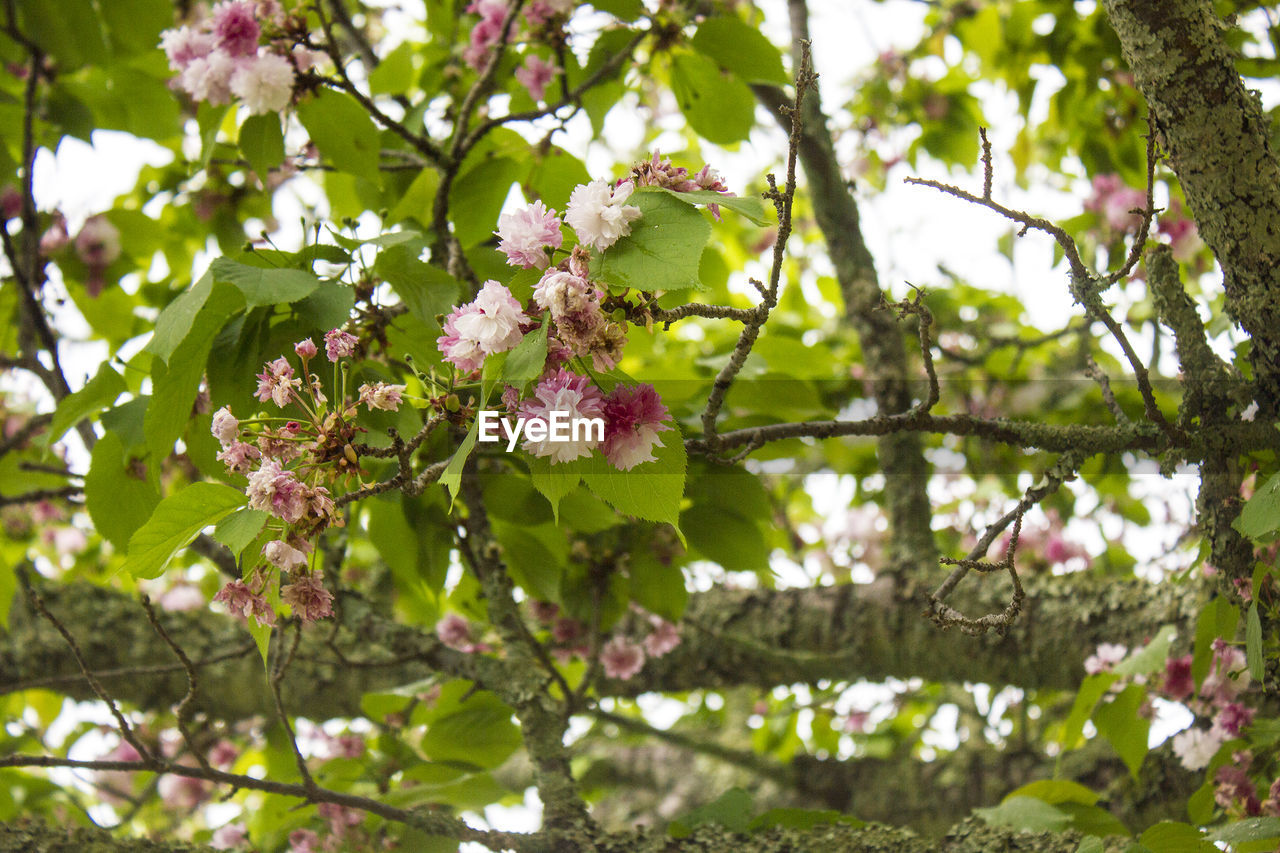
(2, 573, 1205, 721)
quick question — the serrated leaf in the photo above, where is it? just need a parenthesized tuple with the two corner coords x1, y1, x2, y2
(589, 189, 711, 292)
(44, 362, 125, 447)
(149, 273, 215, 363)
(1234, 471, 1280, 539)
(690, 16, 790, 85)
(374, 244, 459, 328)
(421, 697, 520, 770)
(213, 509, 270, 559)
(527, 455, 581, 523)
(1138, 821, 1216, 852)
(654, 187, 770, 225)
(296, 89, 381, 185)
(239, 113, 284, 181)
(440, 421, 479, 509)
(85, 431, 160, 550)
(1246, 602, 1265, 681)
(124, 482, 247, 579)
(580, 426, 686, 538)
(210, 258, 322, 307)
(500, 313, 548, 389)
(670, 50, 756, 145)
(1093, 683, 1150, 779)
(1207, 817, 1280, 845)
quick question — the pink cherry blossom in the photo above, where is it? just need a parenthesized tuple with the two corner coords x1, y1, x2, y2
(452, 280, 528, 354)
(295, 338, 318, 359)
(213, 579, 276, 626)
(600, 636, 645, 680)
(263, 538, 308, 570)
(1172, 726, 1223, 771)
(358, 382, 405, 411)
(160, 773, 212, 810)
(230, 52, 295, 115)
(281, 571, 334, 622)
(180, 49, 238, 105)
(255, 356, 302, 407)
(211, 406, 239, 446)
(565, 179, 642, 252)
(519, 368, 606, 463)
(246, 459, 309, 523)
(211, 822, 248, 850)
(1083, 642, 1127, 675)
(1161, 653, 1194, 701)
(515, 55, 559, 102)
(75, 214, 121, 268)
(496, 200, 563, 269)
(437, 306, 487, 372)
(601, 383, 670, 470)
(643, 617, 681, 658)
(288, 829, 320, 853)
(160, 25, 216, 70)
(325, 328, 358, 361)
(211, 1, 260, 57)
(217, 440, 261, 474)
(436, 612, 473, 649)
(533, 270, 594, 320)
(1212, 702, 1257, 739)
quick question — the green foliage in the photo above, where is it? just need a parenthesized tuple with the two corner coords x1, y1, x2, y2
(590, 189, 711, 292)
(124, 483, 247, 579)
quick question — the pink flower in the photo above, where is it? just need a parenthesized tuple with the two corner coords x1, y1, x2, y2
(180, 48, 238, 105)
(1161, 654, 1194, 701)
(255, 356, 302, 407)
(1215, 764, 1262, 815)
(39, 213, 69, 255)
(246, 459, 309, 523)
(288, 829, 320, 853)
(160, 25, 215, 70)
(1212, 702, 1256, 739)
(230, 51, 295, 115)
(533, 270, 594, 320)
(213, 579, 276, 626)
(1203, 639, 1250, 706)
(1083, 642, 1127, 675)
(452, 280, 528, 354)
(515, 55, 558, 102)
(358, 382, 405, 411)
(551, 617, 582, 643)
(1103, 186, 1147, 231)
(565, 179, 642, 251)
(1172, 726, 1223, 771)
(600, 636, 645, 680)
(217, 440, 261, 474)
(157, 583, 205, 611)
(529, 600, 559, 623)
(160, 773, 211, 810)
(519, 368, 606, 463)
(281, 571, 334, 622)
(208, 740, 238, 769)
(643, 617, 680, 658)
(317, 802, 363, 837)
(211, 406, 239, 446)
(1159, 209, 1203, 262)
(464, 0, 509, 70)
(437, 306, 487, 372)
(436, 612, 472, 649)
(211, 823, 247, 850)
(325, 328, 358, 361)
(294, 338, 317, 359)
(211, 1, 260, 57)
(95, 740, 143, 805)
(496, 200, 563, 269)
(330, 733, 365, 759)
(75, 214, 121, 268)
(601, 384, 670, 470)
(263, 538, 308, 570)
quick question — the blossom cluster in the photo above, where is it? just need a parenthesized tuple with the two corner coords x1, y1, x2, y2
(1159, 639, 1257, 774)
(159, 0, 311, 115)
(464, 0, 568, 99)
(211, 327, 407, 626)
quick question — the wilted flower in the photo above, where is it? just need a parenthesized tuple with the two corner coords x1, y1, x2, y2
(324, 328, 358, 361)
(281, 571, 333, 622)
(358, 382, 405, 412)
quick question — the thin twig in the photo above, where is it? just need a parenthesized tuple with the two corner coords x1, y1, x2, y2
(140, 596, 214, 775)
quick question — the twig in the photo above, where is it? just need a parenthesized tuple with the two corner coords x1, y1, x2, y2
(140, 596, 214, 775)
(271, 621, 318, 795)
(0, 485, 83, 507)
(1105, 112, 1160, 286)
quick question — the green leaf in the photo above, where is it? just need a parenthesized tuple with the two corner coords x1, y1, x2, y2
(210, 258, 322, 307)
(1060, 672, 1118, 750)
(1235, 471, 1280, 539)
(145, 283, 243, 460)
(1004, 780, 1099, 807)
(589, 0, 644, 20)
(1193, 596, 1239, 689)
(213, 509, 270, 559)
(149, 273, 215, 363)
(500, 313, 548, 389)
(527, 455, 581, 523)
(449, 156, 522, 247)
(974, 796, 1072, 832)
(691, 16, 790, 85)
(683, 504, 769, 574)
(125, 482, 247, 579)
(1093, 683, 1150, 779)
(1075, 838, 1104, 853)
(239, 113, 285, 181)
(670, 50, 757, 145)
(0, 565, 14, 631)
(421, 696, 521, 770)
(296, 89, 382, 185)
(654, 187, 770, 226)
(197, 103, 230, 170)
(85, 432, 161, 551)
(440, 421, 479, 509)
(1113, 624, 1177, 676)
(670, 788, 754, 837)
(589, 189, 712, 292)
(1138, 821, 1216, 852)
(1246, 602, 1265, 681)
(374, 244, 459, 328)
(581, 431, 686, 537)
(1207, 817, 1280, 845)
(44, 363, 125, 447)
(369, 42, 416, 95)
